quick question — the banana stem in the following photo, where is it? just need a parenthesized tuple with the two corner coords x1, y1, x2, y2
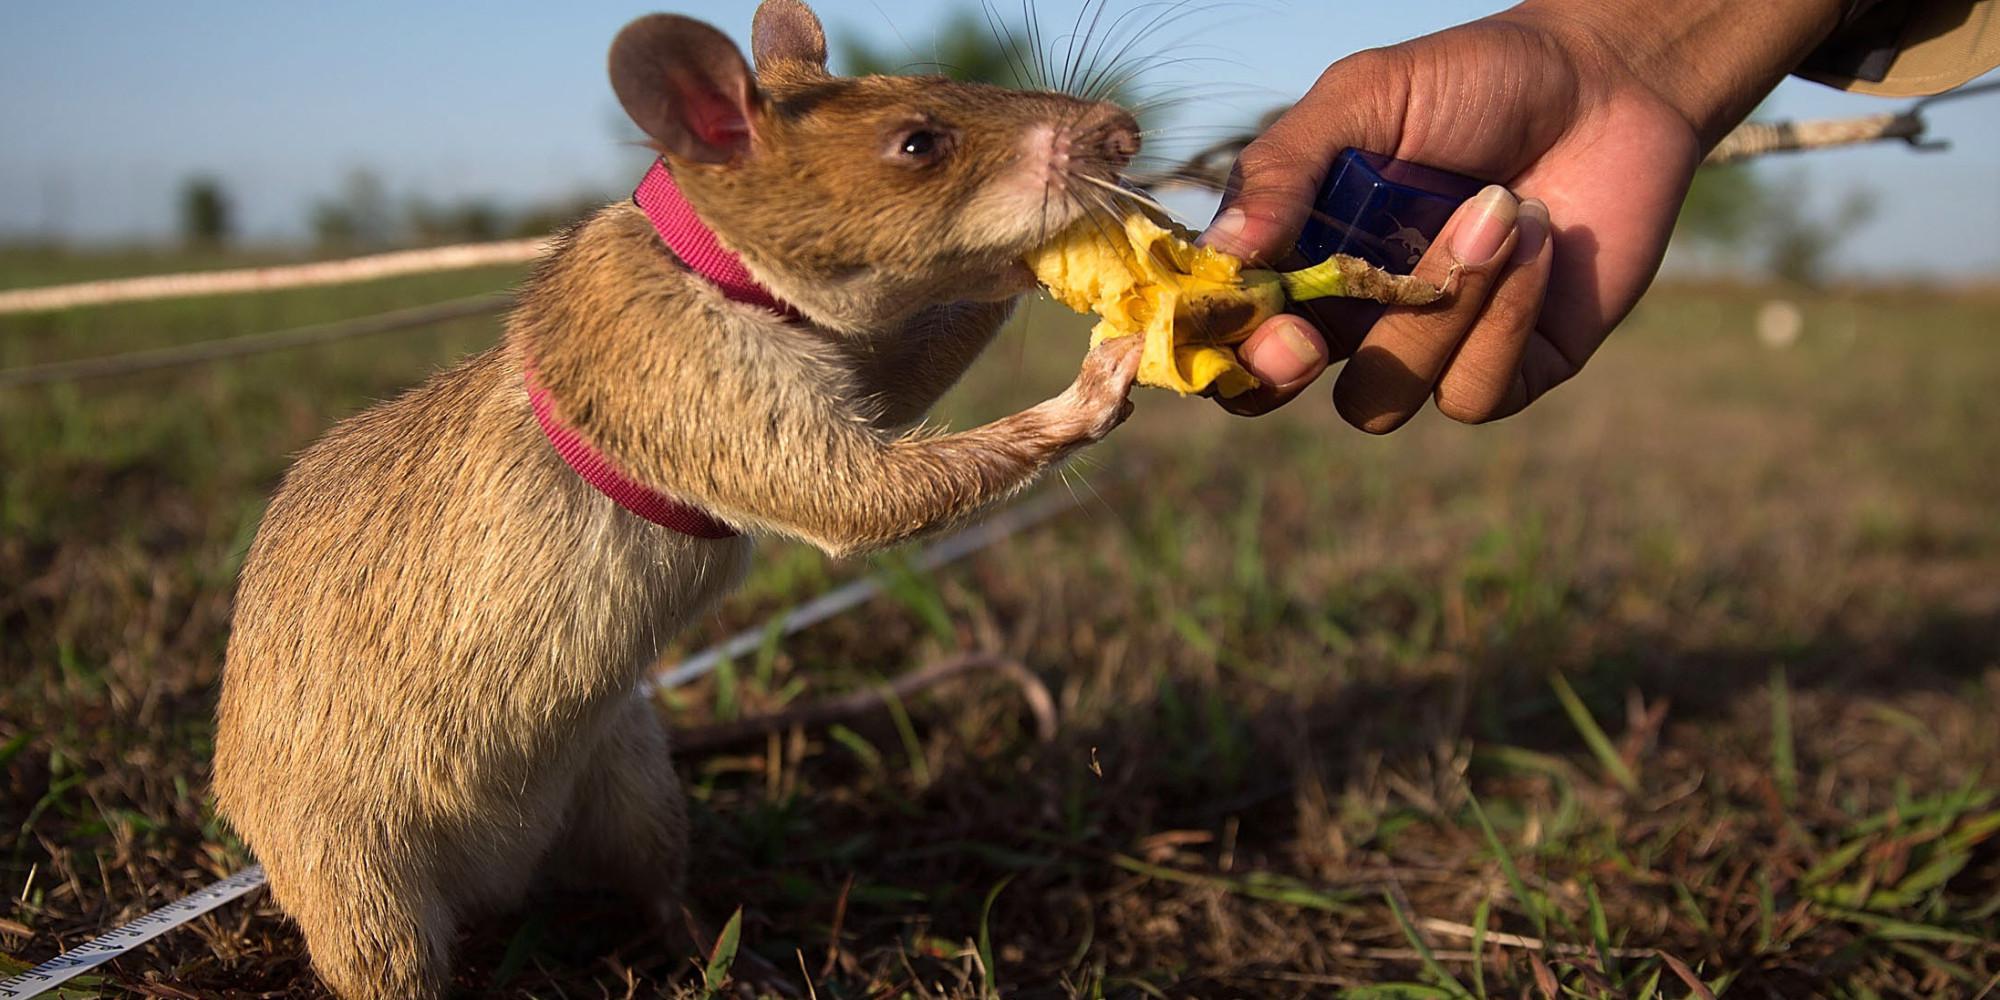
(1275, 254, 1447, 307)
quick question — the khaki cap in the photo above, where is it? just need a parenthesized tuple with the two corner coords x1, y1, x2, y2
(1801, 0, 2000, 96)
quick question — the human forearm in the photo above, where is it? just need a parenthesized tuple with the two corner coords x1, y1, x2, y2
(1506, 0, 1846, 147)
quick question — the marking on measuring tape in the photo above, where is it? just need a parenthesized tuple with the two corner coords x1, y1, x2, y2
(1, 476, 1115, 998)
(0, 865, 267, 999)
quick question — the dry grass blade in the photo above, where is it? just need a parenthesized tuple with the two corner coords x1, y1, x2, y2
(1655, 950, 1719, 1000)
(1417, 918, 1653, 960)
(1527, 950, 1560, 999)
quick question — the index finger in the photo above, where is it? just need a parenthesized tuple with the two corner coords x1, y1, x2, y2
(1196, 48, 1410, 264)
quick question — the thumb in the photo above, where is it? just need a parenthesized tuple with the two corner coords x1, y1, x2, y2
(1198, 48, 1408, 264)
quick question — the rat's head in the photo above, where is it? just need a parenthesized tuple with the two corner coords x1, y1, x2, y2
(610, 1, 1140, 333)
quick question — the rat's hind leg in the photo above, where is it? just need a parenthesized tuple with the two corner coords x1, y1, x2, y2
(279, 868, 455, 1000)
(550, 699, 803, 997)
(544, 696, 690, 917)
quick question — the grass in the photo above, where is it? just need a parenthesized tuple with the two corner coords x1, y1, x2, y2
(1, 249, 1998, 998)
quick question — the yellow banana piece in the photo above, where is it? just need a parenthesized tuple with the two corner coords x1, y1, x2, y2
(1025, 211, 1446, 397)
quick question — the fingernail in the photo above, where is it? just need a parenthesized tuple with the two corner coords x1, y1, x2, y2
(1450, 184, 1518, 265)
(1196, 206, 1246, 251)
(1244, 317, 1323, 385)
(1512, 199, 1549, 263)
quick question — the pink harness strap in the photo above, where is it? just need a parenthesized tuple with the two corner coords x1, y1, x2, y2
(524, 159, 801, 538)
(524, 367, 736, 538)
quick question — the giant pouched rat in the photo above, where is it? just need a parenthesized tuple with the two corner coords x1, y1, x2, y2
(211, 3, 1144, 997)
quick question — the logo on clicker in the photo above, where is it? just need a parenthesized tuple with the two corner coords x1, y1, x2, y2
(1385, 214, 1429, 268)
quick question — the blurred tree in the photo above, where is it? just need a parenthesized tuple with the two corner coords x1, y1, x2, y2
(1674, 103, 1778, 269)
(1765, 174, 1878, 288)
(406, 197, 504, 244)
(1675, 163, 1768, 253)
(311, 169, 396, 249)
(178, 176, 234, 249)
(511, 194, 613, 239)
(1673, 157, 1878, 287)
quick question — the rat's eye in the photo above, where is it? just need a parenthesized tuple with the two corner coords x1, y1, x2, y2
(887, 124, 952, 166)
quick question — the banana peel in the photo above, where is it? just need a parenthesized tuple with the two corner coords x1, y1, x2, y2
(1025, 211, 1447, 397)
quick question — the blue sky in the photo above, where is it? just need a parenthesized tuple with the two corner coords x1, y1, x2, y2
(3, 1, 1995, 276)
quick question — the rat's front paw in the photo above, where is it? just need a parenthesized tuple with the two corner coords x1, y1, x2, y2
(1050, 336, 1142, 445)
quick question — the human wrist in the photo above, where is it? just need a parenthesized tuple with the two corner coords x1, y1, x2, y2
(1502, 0, 1845, 147)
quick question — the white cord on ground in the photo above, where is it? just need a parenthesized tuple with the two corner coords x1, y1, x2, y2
(642, 484, 1091, 695)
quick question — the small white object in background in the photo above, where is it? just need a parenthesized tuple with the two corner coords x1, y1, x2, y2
(1757, 299, 1805, 350)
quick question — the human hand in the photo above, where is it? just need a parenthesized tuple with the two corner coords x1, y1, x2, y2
(1204, 0, 1841, 427)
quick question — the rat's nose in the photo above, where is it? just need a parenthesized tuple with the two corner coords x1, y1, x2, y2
(1082, 105, 1141, 169)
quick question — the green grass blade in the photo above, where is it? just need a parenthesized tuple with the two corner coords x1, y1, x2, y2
(978, 875, 1014, 998)
(0, 730, 31, 767)
(1827, 908, 1984, 945)
(713, 652, 739, 723)
(1108, 855, 1355, 913)
(702, 906, 744, 998)
(1801, 837, 1872, 887)
(1549, 674, 1639, 794)
(1671, 879, 1713, 936)
(1770, 667, 1796, 807)
(1937, 808, 2000, 854)
(492, 912, 545, 987)
(1756, 870, 1775, 951)
(753, 614, 787, 690)
(1383, 891, 1472, 999)
(1585, 878, 1619, 984)
(1469, 897, 1490, 1000)
(875, 552, 955, 641)
(1633, 965, 1663, 1000)
(1467, 792, 1547, 939)
(1339, 987, 1460, 999)
(876, 679, 932, 789)
(827, 723, 884, 775)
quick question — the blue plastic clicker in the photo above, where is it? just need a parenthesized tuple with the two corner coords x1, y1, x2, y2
(1291, 147, 1490, 336)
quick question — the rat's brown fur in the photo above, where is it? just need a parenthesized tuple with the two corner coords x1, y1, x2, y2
(212, 3, 1141, 998)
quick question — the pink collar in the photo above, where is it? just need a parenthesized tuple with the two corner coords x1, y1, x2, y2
(521, 159, 794, 539)
(632, 158, 798, 318)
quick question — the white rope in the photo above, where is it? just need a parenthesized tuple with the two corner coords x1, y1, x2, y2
(0, 238, 547, 317)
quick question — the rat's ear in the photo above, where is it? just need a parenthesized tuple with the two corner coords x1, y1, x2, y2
(610, 14, 760, 164)
(752, 0, 828, 71)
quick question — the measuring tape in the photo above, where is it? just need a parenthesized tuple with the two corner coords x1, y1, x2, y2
(0, 478, 1094, 999)
(0, 866, 268, 998)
